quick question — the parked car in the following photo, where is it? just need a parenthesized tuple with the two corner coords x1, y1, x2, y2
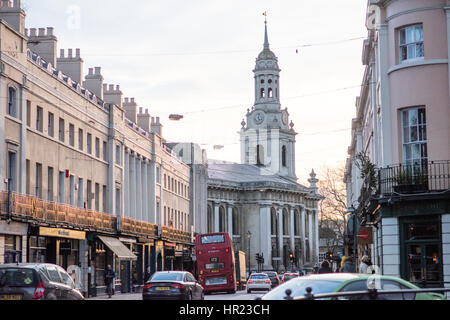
(143, 271, 204, 300)
(260, 273, 447, 300)
(263, 271, 280, 288)
(247, 273, 271, 293)
(281, 273, 300, 284)
(0, 263, 84, 300)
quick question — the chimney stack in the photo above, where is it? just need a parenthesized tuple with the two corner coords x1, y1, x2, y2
(57, 48, 84, 84)
(137, 108, 151, 132)
(0, 0, 26, 34)
(27, 27, 57, 66)
(103, 84, 123, 108)
(83, 66, 104, 100)
(123, 97, 138, 123)
(151, 117, 163, 136)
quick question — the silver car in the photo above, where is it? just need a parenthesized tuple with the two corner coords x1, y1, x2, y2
(247, 273, 271, 293)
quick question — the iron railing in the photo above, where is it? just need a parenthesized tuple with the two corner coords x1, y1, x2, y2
(378, 160, 450, 195)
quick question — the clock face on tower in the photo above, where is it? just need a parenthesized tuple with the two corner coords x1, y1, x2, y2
(254, 111, 265, 124)
(282, 111, 288, 125)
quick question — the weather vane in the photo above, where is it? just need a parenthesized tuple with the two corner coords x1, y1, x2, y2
(263, 11, 267, 24)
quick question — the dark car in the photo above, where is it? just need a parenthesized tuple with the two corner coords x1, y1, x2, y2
(263, 271, 280, 288)
(0, 263, 84, 300)
(143, 271, 204, 300)
(281, 273, 299, 284)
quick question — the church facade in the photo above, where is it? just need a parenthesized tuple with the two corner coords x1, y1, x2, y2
(206, 23, 322, 273)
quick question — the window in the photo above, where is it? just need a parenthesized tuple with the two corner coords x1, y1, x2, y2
(7, 152, 17, 192)
(26, 100, 31, 126)
(4, 236, 22, 263)
(271, 208, 278, 236)
(78, 129, 83, 150)
(95, 183, 100, 211)
(399, 24, 424, 62)
(35, 163, 42, 198)
(7, 87, 17, 117)
(47, 167, 54, 201)
(87, 133, 92, 154)
(69, 124, 75, 147)
(402, 107, 427, 166)
(58, 171, 65, 204)
(86, 180, 92, 209)
(156, 166, 161, 184)
(36, 106, 43, 132)
(45, 266, 62, 283)
(257, 145, 264, 166)
(260, 88, 265, 98)
(282, 146, 287, 167)
(58, 118, 65, 142)
(115, 145, 121, 165)
(268, 88, 273, 98)
(102, 185, 107, 213)
(48, 112, 54, 137)
(103, 141, 107, 161)
(95, 138, 100, 157)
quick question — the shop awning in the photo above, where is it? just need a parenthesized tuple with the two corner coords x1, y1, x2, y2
(98, 236, 137, 260)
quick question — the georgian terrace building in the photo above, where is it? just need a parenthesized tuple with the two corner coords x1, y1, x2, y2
(0, 0, 192, 297)
(345, 0, 450, 292)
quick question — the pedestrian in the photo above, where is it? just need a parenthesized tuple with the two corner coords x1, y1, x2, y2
(359, 255, 371, 274)
(318, 260, 333, 274)
(104, 264, 116, 298)
(341, 255, 356, 273)
(144, 267, 152, 283)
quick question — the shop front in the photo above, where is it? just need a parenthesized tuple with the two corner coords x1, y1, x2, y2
(92, 235, 137, 295)
(0, 220, 27, 264)
(28, 226, 85, 272)
(164, 241, 176, 270)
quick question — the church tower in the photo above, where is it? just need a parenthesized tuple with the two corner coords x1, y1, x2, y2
(240, 19, 297, 181)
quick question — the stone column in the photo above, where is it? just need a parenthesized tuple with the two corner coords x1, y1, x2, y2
(227, 204, 233, 236)
(300, 206, 306, 265)
(19, 83, 27, 194)
(0, 76, 5, 191)
(314, 209, 319, 264)
(308, 210, 313, 264)
(259, 205, 271, 270)
(136, 155, 142, 221)
(214, 202, 220, 232)
(278, 207, 284, 270)
(130, 152, 136, 219)
(289, 207, 295, 252)
(142, 159, 148, 222)
(148, 160, 155, 224)
(124, 148, 130, 218)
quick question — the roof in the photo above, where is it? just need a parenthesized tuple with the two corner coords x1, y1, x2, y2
(207, 161, 314, 194)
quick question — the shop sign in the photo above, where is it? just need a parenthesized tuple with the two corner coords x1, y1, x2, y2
(0, 221, 28, 235)
(39, 227, 85, 240)
(357, 227, 373, 245)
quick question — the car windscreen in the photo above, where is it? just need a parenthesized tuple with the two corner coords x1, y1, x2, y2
(0, 268, 38, 288)
(250, 275, 269, 280)
(261, 278, 343, 300)
(150, 273, 184, 282)
(200, 235, 225, 244)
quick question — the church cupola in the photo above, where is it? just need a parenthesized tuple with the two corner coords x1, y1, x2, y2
(253, 19, 281, 111)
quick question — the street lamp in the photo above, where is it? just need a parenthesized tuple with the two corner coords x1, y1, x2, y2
(247, 231, 252, 277)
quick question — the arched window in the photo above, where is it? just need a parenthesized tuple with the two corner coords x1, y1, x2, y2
(257, 145, 265, 166)
(294, 210, 300, 235)
(283, 209, 289, 235)
(271, 208, 278, 236)
(260, 88, 265, 98)
(232, 208, 239, 235)
(219, 206, 227, 232)
(207, 205, 214, 233)
(268, 88, 273, 98)
(8, 87, 17, 117)
(282, 146, 287, 167)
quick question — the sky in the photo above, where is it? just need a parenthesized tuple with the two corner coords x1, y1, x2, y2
(22, 0, 368, 185)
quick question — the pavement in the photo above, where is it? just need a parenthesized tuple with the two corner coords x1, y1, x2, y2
(86, 292, 142, 300)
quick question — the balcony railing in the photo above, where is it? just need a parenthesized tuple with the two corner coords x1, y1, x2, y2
(0, 191, 191, 243)
(161, 226, 192, 244)
(378, 160, 450, 196)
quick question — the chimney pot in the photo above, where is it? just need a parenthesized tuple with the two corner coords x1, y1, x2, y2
(68, 48, 73, 58)
(109, 84, 114, 91)
(76, 48, 80, 57)
(38, 28, 45, 36)
(139, 107, 143, 114)
(47, 27, 54, 36)
(94, 67, 101, 75)
(60, 49, 65, 58)
(30, 28, 37, 37)
(88, 68, 93, 75)
(124, 97, 129, 103)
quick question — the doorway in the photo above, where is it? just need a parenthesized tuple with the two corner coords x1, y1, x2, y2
(401, 216, 443, 288)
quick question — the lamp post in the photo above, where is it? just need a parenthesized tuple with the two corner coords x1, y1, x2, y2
(247, 231, 252, 277)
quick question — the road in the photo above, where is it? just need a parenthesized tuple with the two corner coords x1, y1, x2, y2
(87, 290, 265, 300)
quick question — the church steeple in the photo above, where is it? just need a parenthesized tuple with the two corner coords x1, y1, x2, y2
(240, 16, 298, 182)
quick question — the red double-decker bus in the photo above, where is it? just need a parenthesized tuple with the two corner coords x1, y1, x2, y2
(195, 232, 236, 294)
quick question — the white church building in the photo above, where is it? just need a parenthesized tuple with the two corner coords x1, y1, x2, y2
(206, 22, 323, 273)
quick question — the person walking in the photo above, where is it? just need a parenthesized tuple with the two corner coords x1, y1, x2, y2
(359, 255, 371, 274)
(341, 255, 356, 273)
(104, 265, 116, 298)
(144, 267, 152, 283)
(318, 260, 333, 274)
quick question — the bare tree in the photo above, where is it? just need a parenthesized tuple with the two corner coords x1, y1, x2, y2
(318, 163, 347, 254)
